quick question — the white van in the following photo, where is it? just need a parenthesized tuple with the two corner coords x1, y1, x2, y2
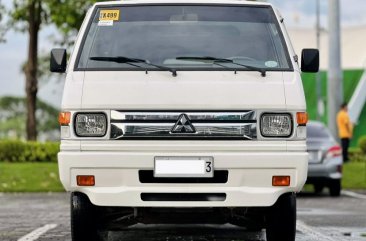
(51, 1, 319, 240)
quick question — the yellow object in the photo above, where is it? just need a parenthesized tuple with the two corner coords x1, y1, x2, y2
(296, 112, 308, 126)
(99, 10, 120, 21)
(58, 112, 71, 126)
(337, 110, 353, 138)
(272, 176, 291, 187)
(77, 175, 95, 186)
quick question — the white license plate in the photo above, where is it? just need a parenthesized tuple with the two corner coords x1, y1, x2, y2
(309, 151, 321, 163)
(154, 157, 214, 178)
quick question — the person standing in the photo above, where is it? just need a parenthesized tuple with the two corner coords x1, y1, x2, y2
(337, 103, 353, 163)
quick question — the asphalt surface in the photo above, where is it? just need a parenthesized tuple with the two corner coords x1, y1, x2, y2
(0, 191, 365, 241)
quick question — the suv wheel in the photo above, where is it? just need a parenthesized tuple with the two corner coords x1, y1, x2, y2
(329, 179, 341, 197)
(71, 192, 99, 241)
(266, 193, 296, 241)
(314, 184, 324, 194)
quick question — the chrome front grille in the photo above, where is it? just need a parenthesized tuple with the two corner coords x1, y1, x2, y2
(110, 111, 257, 140)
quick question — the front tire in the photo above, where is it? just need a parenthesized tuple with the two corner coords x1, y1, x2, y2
(71, 192, 99, 241)
(329, 179, 341, 197)
(266, 193, 296, 241)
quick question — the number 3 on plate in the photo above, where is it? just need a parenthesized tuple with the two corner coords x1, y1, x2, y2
(206, 162, 212, 173)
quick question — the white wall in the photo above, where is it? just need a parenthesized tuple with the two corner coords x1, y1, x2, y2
(288, 26, 366, 70)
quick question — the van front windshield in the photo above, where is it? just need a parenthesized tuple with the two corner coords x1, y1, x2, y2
(77, 5, 292, 72)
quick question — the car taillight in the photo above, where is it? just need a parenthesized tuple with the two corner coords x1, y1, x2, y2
(326, 145, 342, 158)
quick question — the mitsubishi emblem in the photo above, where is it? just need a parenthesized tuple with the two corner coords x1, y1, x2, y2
(171, 114, 196, 134)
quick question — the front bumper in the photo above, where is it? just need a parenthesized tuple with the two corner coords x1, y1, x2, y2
(58, 147, 308, 207)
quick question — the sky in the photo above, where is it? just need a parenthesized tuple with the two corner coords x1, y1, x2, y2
(1, 0, 366, 108)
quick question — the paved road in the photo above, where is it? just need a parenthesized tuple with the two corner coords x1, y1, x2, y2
(0, 192, 365, 241)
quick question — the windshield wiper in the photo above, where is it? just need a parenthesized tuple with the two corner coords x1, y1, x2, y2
(90, 56, 177, 77)
(176, 56, 266, 77)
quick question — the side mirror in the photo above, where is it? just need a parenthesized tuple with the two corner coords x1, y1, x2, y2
(301, 49, 319, 73)
(50, 49, 67, 73)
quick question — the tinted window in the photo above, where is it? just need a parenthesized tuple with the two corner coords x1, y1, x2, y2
(77, 5, 292, 71)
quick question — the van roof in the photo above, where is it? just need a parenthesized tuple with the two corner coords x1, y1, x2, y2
(94, 0, 271, 7)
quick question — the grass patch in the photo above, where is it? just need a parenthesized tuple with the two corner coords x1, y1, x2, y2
(0, 162, 64, 192)
(343, 161, 366, 190)
(305, 162, 366, 191)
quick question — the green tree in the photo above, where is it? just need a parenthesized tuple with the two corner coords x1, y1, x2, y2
(0, 1, 5, 42)
(8, 0, 100, 140)
(0, 96, 59, 140)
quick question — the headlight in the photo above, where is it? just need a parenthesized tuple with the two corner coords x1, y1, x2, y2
(260, 114, 293, 137)
(75, 113, 107, 137)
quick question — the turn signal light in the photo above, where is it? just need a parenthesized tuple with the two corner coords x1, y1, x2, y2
(59, 112, 71, 126)
(273, 176, 291, 187)
(296, 112, 308, 126)
(77, 175, 95, 186)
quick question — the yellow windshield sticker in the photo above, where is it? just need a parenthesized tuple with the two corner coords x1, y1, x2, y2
(99, 10, 120, 21)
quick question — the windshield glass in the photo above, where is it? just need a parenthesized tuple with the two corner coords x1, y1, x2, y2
(76, 5, 292, 71)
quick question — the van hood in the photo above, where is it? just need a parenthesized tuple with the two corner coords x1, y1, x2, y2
(75, 71, 302, 110)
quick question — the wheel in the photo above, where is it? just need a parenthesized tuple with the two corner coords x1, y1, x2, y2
(71, 192, 99, 241)
(314, 184, 324, 194)
(266, 193, 296, 241)
(329, 179, 341, 197)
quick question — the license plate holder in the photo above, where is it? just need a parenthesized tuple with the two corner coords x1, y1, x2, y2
(308, 151, 321, 163)
(154, 157, 214, 178)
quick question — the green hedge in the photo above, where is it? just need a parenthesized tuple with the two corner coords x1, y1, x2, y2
(0, 139, 365, 163)
(349, 149, 366, 163)
(0, 140, 59, 163)
(359, 136, 366, 154)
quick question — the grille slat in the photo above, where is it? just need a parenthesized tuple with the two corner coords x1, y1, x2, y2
(110, 111, 257, 140)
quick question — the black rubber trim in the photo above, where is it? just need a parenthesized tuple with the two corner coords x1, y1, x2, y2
(139, 170, 228, 184)
(141, 193, 227, 202)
